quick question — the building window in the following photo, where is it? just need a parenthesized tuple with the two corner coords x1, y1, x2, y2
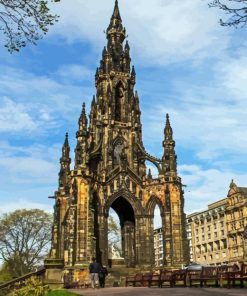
(207, 225, 211, 231)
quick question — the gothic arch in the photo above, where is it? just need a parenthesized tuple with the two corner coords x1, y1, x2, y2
(105, 188, 143, 217)
(146, 195, 164, 217)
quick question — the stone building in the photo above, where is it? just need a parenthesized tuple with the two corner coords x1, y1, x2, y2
(186, 199, 228, 265)
(47, 0, 188, 272)
(186, 180, 247, 265)
(226, 180, 247, 263)
(154, 227, 164, 267)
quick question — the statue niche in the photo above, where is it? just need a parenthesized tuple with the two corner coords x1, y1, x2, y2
(113, 137, 124, 167)
(115, 82, 125, 121)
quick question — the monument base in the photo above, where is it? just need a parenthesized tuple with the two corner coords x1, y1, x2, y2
(44, 259, 64, 289)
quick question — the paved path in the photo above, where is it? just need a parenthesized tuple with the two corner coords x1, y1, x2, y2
(71, 287, 247, 296)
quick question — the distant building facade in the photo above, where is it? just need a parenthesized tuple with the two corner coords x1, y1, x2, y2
(226, 181, 247, 263)
(187, 181, 247, 265)
(154, 228, 164, 267)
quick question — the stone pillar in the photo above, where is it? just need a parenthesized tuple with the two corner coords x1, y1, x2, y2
(122, 221, 135, 267)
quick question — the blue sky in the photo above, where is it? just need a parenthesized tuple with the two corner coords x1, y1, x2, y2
(0, 0, 247, 219)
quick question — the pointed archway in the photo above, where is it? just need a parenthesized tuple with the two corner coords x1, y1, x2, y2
(107, 196, 136, 267)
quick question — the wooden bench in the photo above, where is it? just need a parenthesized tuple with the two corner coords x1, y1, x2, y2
(217, 264, 239, 288)
(125, 273, 143, 287)
(239, 263, 247, 288)
(159, 270, 173, 288)
(224, 263, 247, 288)
(187, 270, 201, 287)
(199, 266, 218, 287)
(172, 269, 187, 287)
(148, 273, 160, 287)
(142, 273, 152, 287)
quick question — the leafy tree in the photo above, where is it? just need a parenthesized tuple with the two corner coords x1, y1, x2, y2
(0, 0, 60, 52)
(0, 209, 52, 277)
(209, 0, 247, 27)
(108, 216, 121, 255)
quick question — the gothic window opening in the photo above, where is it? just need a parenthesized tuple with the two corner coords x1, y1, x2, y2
(115, 82, 124, 121)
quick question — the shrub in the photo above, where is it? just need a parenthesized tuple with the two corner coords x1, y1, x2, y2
(10, 277, 49, 296)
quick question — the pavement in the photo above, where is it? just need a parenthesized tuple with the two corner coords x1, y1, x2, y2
(70, 287, 247, 296)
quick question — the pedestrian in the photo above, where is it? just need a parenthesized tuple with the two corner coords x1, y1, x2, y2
(89, 257, 101, 289)
(99, 265, 108, 288)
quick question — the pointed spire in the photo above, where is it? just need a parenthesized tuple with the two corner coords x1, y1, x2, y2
(162, 114, 177, 175)
(62, 132, 70, 159)
(59, 132, 71, 189)
(131, 65, 136, 84)
(78, 102, 88, 130)
(230, 179, 237, 188)
(112, 0, 122, 22)
(164, 113, 173, 141)
(131, 65, 136, 76)
(125, 40, 130, 52)
(102, 46, 107, 56)
(106, 0, 126, 46)
(91, 95, 96, 108)
(147, 168, 152, 181)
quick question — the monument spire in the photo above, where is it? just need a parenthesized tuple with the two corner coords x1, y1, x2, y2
(59, 132, 71, 188)
(162, 114, 177, 175)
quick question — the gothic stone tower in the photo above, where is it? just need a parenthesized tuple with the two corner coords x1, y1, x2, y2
(49, 0, 188, 270)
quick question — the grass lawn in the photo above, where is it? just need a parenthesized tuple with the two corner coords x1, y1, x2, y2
(46, 290, 82, 296)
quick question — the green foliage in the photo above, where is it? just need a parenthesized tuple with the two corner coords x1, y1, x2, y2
(0, 0, 60, 52)
(10, 277, 49, 296)
(0, 262, 12, 283)
(0, 209, 52, 277)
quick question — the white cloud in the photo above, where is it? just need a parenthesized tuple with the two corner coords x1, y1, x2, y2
(180, 164, 247, 214)
(50, 0, 230, 64)
(0, 199, 53, 216)
(0, 64, 93, 131)
(0, 97, 37, 132)
(0, 141, 60, 187)
(56, 64, 94, 82)
(140, 45, 247, 165)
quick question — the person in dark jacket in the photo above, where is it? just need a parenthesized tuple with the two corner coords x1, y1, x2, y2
(99, 265, 108, 288)
(89, 257, 101, 288)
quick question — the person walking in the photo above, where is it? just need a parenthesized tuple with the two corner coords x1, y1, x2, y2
(89, 257, 101, 289)
(99, 265, 108, 288)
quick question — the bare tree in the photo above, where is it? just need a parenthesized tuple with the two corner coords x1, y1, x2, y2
(209, 0, 247, 27)
(0, 209, 52, 277)
(0, 0, 60, 52)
